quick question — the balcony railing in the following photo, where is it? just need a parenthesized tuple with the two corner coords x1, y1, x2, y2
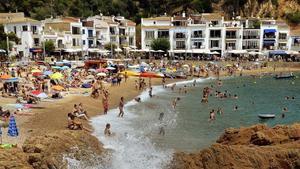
(243, 36, 260, 39)
(263, 35, 276, 39)
(243, 46, 259, 49)
(174, 34, 186, 39)
(191, 34, 205, 38)
(226, 36, 237, 39)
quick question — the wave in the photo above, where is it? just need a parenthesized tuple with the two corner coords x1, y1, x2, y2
(68, 77, 212, 169)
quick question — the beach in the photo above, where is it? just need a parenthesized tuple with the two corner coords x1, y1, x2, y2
(0, 62, 300, 168)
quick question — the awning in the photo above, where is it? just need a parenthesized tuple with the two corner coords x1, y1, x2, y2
(29, 48, 43, 53)
(186, 49, 210, 54)
(264, 29, 276, 33)
(227, 50, 248, 54)
(64, 48, 82, 53)
(269, 50, 287, 55)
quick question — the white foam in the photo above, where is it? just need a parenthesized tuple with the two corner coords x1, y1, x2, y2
(73, 77, 211, 169)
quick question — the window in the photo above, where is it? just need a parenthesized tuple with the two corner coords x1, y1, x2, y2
(192, 41, 203, 49)
(176, 41, 185, 49)
(111, 37, 117, 42)
(14, 26, 17, 34)
(175, 32, 186, 39)
(192, 30, 203, 38)
(110, 27, 116, 35)
(210, 40, 220, 48)
(88, 40, 93, 47)
(279, 33, 287, 40)
(31, 26, 37, 34)
(243, 30, 260, 39)
(22, 25, 28, 31)
(72, 27, 80, 35)
(158, 30, 169, 38)
(34, 38, 39, 46)
(210, 30, 221, 38)
(226, 42, 236, 50)
(243, 40, 259, 49)
(119, 28, 125, 36)
(145, 31, 155, 39)
(129, 37, 134, 46)
(88, 30, 93, 37)
(72, 38, 76, 46)
(82, 29, 85, 34)
(83, 40, 86, 45)
(211, 21, 219, 26)
(278, 43, 287, 50)
(226, 31, 236, 39)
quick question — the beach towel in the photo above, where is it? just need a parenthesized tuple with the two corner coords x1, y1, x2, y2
(82, 83, 92, 88)
(7, 116, 18, 137)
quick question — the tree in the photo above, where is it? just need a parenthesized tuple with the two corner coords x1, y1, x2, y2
(104, 42, 117, 51)
(150, 38, 170, 52)
(44, 40, 55, 54)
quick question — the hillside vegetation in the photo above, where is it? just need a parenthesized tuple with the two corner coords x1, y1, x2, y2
(1, 0, 300, 25)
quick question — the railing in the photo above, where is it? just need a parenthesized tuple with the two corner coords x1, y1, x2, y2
(174, 34, 186, 39)
(243, 36, 260, 39)
(243, 46, 259, 49)
(191, 34, 205, 38)
(226, 36, 237, 39)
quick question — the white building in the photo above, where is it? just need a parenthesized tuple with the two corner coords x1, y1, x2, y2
(1, 12, 43, 59)
(141, 13, 294, 57)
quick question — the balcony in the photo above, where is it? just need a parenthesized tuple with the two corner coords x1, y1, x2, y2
(191, 34, 204, 38)
(243, 46, 259, 50)
(174, 33, 186, 39)
(226, 35, 237, 39)
(243, 35, 260, 39)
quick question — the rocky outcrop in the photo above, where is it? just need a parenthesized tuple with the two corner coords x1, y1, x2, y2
(0, 148, 32, 169)
(0, 130, 105, 169)
(170, 123, 300, 169)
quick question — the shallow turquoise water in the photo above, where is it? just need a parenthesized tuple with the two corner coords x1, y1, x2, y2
(127, 74, 300, 152)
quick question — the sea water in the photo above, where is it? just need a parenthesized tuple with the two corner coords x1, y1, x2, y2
(71, 74, 300, 168)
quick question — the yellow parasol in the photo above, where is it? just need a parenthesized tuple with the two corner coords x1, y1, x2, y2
(31, 69, 42, 73)
(50, 72, 63, 79)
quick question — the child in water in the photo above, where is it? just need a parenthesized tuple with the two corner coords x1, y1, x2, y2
(104, 123, 111, 136)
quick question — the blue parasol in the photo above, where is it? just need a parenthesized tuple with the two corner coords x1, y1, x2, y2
(7, 116, 18, 137)
(43, 70, 53, 76)
(4, 78, 19, 83)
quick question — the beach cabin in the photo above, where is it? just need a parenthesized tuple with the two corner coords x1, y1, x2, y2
(84, 60, 107, 69)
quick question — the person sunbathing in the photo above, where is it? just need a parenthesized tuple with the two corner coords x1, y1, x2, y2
(67, 113, 91, 132)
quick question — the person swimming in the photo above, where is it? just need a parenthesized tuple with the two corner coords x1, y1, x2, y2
(104, 123, 111, 136)
(135, 97, 141, 102)
(217, 107, 223, 115)
(209, 109, 216, 122)
(172, 97, 180, 109)
(234, 105, 238, 111)
(233, 94, 238, 99)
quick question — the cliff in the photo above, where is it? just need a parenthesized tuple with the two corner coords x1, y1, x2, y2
(170, 123, 300, 169)
(0, 130, 105, 169)
(214, 0, 300, 21)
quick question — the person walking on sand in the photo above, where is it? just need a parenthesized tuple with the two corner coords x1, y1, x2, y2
(149, 87, 153, 98)
(102, 96, 109, 115)
(118, 97, 125, 117)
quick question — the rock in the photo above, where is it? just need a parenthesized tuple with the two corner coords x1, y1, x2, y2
(170, 123, 300, 169)
(250, 132, 272, 146)
(0, 148, 32, 169)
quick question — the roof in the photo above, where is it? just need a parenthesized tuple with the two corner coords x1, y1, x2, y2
(0, 12, 24, 19)
(0, 17, 40, 24)
(83, 21, 94, 27)
(124, 19, 136, 26)
(201, 13, 223, 21)
(142, 26, 172, 29)
(290, 26, 300, 36)
(143, 17, 171, 21)
(61, 17, 80, 23)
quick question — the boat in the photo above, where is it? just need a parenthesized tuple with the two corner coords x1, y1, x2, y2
(274, 73, 295, 79)
(258, 114, 276, 119)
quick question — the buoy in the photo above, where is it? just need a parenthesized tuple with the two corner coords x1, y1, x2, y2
(254, 81, 257, 84)
(292, 82, 295, 85)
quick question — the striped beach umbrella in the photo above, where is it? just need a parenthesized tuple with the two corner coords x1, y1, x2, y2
(7, 116, 19, 137)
